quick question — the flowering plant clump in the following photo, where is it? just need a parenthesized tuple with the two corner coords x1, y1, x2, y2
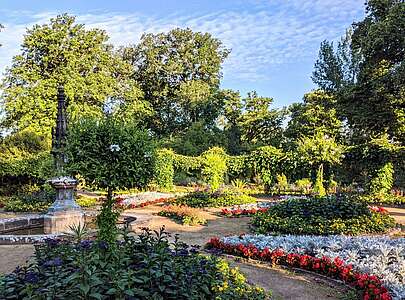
(207, 234, 405, 299)
(175, 189, 256, 208)
(221, 207, 269, 217)
(0, 228, 269, 299)
(252, 196, 397, 235)
(128, 197, 175, 208)
(207, 237, 392, 300)
(159, 205, 207, 226)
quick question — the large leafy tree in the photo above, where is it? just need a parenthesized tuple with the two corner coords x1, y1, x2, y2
(312, 0, 405, 142)
(238, 91, 286, 148)
(0, 14, 142, 138)
(286, 90, 342, 141)
(121, 28, 230, 136)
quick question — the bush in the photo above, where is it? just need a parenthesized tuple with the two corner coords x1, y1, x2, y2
(154, 148, 175, 190)
(313, 164, 326, 196)
(159, 205, 206, 225)
(176, 189, 256, 208)
(76, 195, 99, 208)
(0, 131, 53, 186)
(356, 193, 405, 205)
(200, 147, 227, 191)
(295, 178, 312, 194)
(66, 116, 155, 245)
(3, 188, 55, 212)
(368, 162, 394, 197)
(0, 228, 269, 299)
(252, 196, 396, 235)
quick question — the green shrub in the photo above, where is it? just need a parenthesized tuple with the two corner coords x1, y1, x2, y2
(3, 188, 55, 212)
(154, 148, 175, 190)
(176, 189, 256, 208)
(356, 193, 405, 205)
(0, 228, 269, 299)
(275, 173, 288, 192)
(76, 195, 99, 208)
(66, 116, 155, 245)
(200, 147, 227, 190)
(248, 146, 284, 190)
(252, 196, 396, 235)
(295, 178, 312, 194)
(368, 162, 394, 197)
(313, 164, 326, 196)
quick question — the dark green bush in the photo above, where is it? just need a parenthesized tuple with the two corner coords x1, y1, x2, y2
(3, 188, 55, 212)
(154, 148, 175, 190)
(66, 116, 156, 245)
(176, 189, 256, 208)
(0, 228, 269, 299)
(252, 196, 396, 235)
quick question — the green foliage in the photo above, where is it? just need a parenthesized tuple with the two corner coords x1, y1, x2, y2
(154, 148, 175, 190)
(313, 165, 326, 196)
(252, 196, 396, 235)
(176, 189, 256, 208)
(0, 131, 53, 185)
(75, 195, 98, 208)
(200, 147, 227, 190)
(0, 228, 269, 299)
(275, 174, 288, 192)
(121, 28, 230, 136)
(248, 146, 284, 190)
(238, 92, 286, 148)
(1, 14, 142, 138)
(66, 116, 155, 244)
(3, 188, 55, 212)
(368, 162, 394, 197)
(286, 90, 342, 140)
(158, 205, 207, 226)
(356, 193, 405, 205)
(169, 122, 227, 156)
(295, 178, 312, 194)
(66, 117, 155, 192)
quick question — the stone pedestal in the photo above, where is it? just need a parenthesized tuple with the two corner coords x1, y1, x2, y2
(43, 176, 84, 234)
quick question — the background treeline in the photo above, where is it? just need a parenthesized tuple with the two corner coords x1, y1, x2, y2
(0, 0, 404, 194)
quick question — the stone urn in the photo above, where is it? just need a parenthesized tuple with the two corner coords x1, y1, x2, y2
(43, 176, 84, 234)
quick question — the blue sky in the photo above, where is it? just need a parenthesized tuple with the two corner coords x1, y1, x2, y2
(0, 0, 365, 107)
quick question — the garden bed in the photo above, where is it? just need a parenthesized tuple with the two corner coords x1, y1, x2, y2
(207, 234, 405, 299)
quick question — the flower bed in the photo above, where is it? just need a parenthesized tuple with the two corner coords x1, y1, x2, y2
(221, 207, 269, 217)
(252, 196, 397, 235)
(159, 205, 207, 226)
(0, 228, 269, 299)
(207, 234, 405, 299)
(175, 189, 256, 208)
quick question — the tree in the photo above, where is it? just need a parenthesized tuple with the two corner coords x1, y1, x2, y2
(0, 14, 142, 138)
(286, 90, 342, 141)
(341, 0, 405, 142)
(238, 91, 286, 148)
(66, 116, 155, 244)
(121, 28, 230, 136)
(222, 89, 243, 154)
(297, 131, 345, 181)
(312, 0, 405, 142)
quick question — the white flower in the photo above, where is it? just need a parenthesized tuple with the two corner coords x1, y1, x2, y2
(110, 144, 121, 152)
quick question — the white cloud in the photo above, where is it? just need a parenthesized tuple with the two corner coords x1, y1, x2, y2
(0, 0, 364, 83)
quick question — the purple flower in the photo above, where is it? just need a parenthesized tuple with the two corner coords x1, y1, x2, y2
(44, 238, 60, 248)
(98, 241, 109, 250)
(44, 257, 63, 267)
(79, 240, 93, 250)
(24, 271, 39, 284)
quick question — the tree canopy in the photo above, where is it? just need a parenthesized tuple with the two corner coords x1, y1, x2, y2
(121, 28, 230, 137)
(0, 14, 142, 138)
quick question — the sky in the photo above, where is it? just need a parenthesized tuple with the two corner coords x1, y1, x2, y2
(0, 0, 365, 107)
